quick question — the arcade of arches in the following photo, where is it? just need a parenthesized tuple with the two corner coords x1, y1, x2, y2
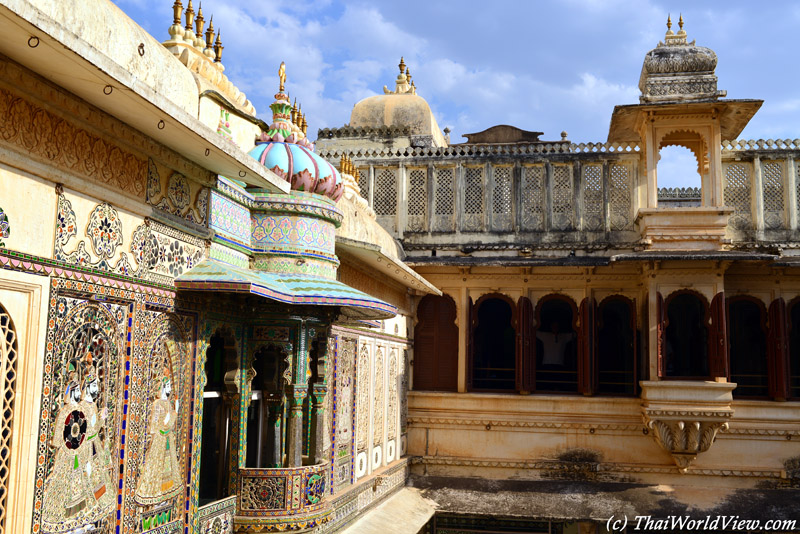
(414, 291, 800, 400)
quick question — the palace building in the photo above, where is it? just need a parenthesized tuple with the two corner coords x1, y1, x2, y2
(0, 2, 797, 534)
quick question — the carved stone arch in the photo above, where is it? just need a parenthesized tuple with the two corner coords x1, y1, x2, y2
(663, 289, 712, 379)
(245, 341, 292, 403)
(657, 128, 710, 175)
(0, 302, 18, 534)
(727, 295, 769, 398)
(597, 295, 638, 395)
(474, 292, 519, 329)
(534, 293, 579, 331)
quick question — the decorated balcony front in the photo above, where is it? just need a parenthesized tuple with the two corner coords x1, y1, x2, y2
(234, 462, 331, 532)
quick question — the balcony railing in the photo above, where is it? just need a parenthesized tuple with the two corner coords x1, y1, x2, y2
(235, 462, 330, 532)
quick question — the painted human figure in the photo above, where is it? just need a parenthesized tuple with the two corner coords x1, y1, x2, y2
(135, 367, 182, 505)
(80, 372, 116, 521)
(41, 381, 93, 533)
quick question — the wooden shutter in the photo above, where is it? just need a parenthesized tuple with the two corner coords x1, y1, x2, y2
(656, 292, 666, 378)
(631, 298, 640, 394)
(413, 295, 458, 391)
(466, 297, 475, 391)
(578, 297, 597, 395)
(767, 298, 789, 400)
(518, 297, 534, 393)
(709, 292, 728, 379)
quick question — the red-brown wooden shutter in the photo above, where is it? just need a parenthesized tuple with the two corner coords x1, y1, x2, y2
(657, 292, 665, 378)
(466, 297, 475, 391)
(413, 295, 459, 391)
(631, 298, 639, 394)
(768, 298, 790, 400)
(578, 297, 597, 395)
(709, 292, 728, 379)
(518, 296, 534, 393)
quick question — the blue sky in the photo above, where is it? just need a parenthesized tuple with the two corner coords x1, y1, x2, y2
(115, 1, 800, 185)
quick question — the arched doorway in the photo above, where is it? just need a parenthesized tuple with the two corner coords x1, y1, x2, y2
(246, 344, 288, 468)
(663, 292, 709, 378)
(728, 297, 768, 398)
(597, 296, 636, 395)
(470, 295, 516, 391)
(535, 295, 578, 393)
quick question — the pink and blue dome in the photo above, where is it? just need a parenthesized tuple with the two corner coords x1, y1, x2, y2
(248, 86, 344, 202)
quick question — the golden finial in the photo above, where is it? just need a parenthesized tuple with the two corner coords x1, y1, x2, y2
(398, 57, 406, 74)
(214, 31, 223, 63)
(678, 14, 684, 30)
(195, 2, 205, 36)
(185, 0, 195, 30)
(278, 61, 286, 92)
(406, 68, 412, 84)
(291, 98, 298, 125)
(302, 113, 308, 135)
(172, 0, 183, 25)
(666, 14, 672, 30)
(205, 16, 215, 49)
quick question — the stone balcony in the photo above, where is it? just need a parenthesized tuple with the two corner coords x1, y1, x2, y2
(234, 462, 331, 532)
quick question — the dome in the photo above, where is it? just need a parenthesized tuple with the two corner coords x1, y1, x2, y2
(347, 57, 447, 147)
(248, 64, 344, 202)
(638, 16, 726, 104)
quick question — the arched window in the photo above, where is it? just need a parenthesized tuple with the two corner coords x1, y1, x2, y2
(728, 297, 768, 398)
(246, 345, 286, 468)
(470, 295, 516, 391)
(413, 294, 458, 392)
(535, 295, 578, 393)
(663, 292, 709, 378)
(789, 301, 800, 399)
(656, 131, 708, 207)
(597, 296, 637, 395)
(0, 305, 17, 534)
(199, 329, 237, 504)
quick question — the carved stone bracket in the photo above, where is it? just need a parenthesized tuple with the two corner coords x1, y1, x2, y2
(640, 380, 736, 473)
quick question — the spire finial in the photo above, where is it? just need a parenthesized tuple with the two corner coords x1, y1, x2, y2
(399, 57, 406, 74)
(678, 13, 684, 30)
(667, 14, 672, 30)
(185, 0, 195, 31)
(205, 16, 214, 49)
(195, 2, 205, 35)
(278, 61, 286, 93)
(406, 68, 412, 84)
(172, 0, 183, 25)
(214, 31, 223, 63)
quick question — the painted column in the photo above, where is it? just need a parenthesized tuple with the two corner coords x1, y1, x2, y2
(284, 385, 307, 467)
(309, 334, 331, 464)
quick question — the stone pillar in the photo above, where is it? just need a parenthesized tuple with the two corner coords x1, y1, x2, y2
(309, 334, 330, 464)
(284, 385, 307, 467)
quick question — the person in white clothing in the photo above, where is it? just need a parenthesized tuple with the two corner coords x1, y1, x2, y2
(536, 321, 575, 367)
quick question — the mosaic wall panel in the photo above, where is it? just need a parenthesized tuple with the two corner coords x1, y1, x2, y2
(387, 348, 398, 442)
(210, 191, 251, 247)
(251, 213, 335, 256)
(0, 206, 9, 248)
(724, 163, 753, 230)
(355, 343, 370, 455)
(521, 165, 545, 231)
(608, 164, 632, 231)
(333, 337, 356, 492)
(582, 164, 603, 231)
(54, 192, 203, 284)
(209, 242, 249, 269)
(372, 347, 385, 452)
(146, 159, 208, 226)
(34, 282, 130, 534)
(197, 496, 235, 534)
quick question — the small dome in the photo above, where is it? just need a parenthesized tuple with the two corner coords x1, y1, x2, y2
(351, 93, 443, 139)
(638, 16, 726, 104)
(249, 141, 344, 201)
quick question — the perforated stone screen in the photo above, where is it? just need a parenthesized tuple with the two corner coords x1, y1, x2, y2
(463, 167, 485, 231)
(374, 168, 397, 216)
(724, 163, 752, 229)
(582, 164, 603, 231)
(358, 169, 369, 200)
(407, 169, 427, 231)
(433, 168, 455, 232)
(521, 166, 545, 231)
(609, 164, 632, 230)
(762, 161, 785, 229)
(552, 165, 574, 230)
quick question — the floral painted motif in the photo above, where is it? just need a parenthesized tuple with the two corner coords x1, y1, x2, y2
(147, 158, 161, 204)
(86, 203, 123, 259)
(55, 195, 77, 249)
(195, 187, 209, 224)
(0, 206, 8, 247)
(167, 172, 190, 211)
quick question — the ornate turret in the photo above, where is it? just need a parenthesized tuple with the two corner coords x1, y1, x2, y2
(249, 63, 344, 201)
(638, 15, 726, 103)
